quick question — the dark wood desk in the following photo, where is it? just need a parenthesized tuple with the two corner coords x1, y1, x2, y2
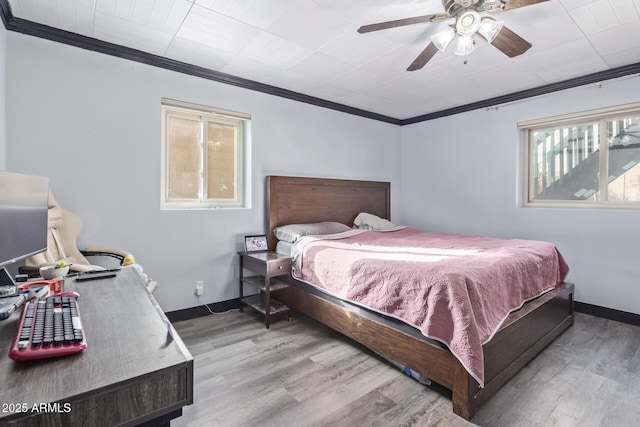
(0, 268, 193, 426)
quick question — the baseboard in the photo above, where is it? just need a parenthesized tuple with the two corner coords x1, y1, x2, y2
(575, 301, 640, 327)
(165, 298, 241, 323)
(166, 298, 640, 328)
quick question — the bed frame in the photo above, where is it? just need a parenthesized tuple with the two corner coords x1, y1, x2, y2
(266, 175, 574, 420)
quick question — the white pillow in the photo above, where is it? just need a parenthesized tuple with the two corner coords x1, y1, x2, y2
(273, 221, 351, 243)
(353, 212, 395, 230)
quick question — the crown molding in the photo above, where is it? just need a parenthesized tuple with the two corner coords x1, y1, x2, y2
(1, 0, 639, 126)
(0, 0, 400, 125)
(400, 62, 640, 125)
(0, 0, 10, 29)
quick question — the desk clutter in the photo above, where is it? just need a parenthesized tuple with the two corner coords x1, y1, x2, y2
(0, 278, 65, 321)
(19, 277, 65, 299)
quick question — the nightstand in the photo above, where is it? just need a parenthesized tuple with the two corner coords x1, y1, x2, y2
(238, 251, 292, 328)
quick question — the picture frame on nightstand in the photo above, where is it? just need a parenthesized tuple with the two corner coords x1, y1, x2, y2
(244, 235, 268, 253)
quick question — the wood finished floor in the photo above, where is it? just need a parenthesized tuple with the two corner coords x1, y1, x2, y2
(172, 310, 640, 427)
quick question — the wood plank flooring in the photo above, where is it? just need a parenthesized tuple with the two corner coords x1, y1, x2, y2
(172, 310, 640, 427)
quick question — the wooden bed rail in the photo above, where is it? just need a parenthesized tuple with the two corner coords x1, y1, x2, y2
(277, 281, 574, 420)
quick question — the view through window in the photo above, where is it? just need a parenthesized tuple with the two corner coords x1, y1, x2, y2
(161, 100, 250, 209)
(522, 103, 640, 208)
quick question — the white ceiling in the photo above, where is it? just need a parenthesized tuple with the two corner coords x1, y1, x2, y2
(7, 0, 640, 120)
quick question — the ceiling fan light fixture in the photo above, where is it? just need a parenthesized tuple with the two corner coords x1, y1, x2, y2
(431, 26, 456, 52)
(456, 10, 481, 36)
(478, 18, 504, 43)
(453, 35, 475, 56)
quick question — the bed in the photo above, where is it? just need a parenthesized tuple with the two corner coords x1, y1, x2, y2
(266, 175, 574, 420)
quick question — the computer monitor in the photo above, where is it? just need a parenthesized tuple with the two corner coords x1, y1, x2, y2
(0, 171, 50, 287)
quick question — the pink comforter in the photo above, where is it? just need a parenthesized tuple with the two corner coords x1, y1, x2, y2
(292, 227, 569, 386)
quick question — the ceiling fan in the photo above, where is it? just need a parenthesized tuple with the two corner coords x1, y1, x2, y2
(357, 0, 549, 71)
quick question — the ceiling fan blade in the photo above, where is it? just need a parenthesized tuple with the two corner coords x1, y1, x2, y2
(485, 25, 532, 58)
(357, 13, 450, 34)
(407, 43, 439, 71)
(501, 0, 551, 11)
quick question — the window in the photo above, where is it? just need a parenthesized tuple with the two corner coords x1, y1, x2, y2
(521, 103, 640, 208)
(161, 100, 250, 209)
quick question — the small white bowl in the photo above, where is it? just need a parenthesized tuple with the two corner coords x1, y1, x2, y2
(40, 265, 70, 280)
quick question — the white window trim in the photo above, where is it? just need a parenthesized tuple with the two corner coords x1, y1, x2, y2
(161, 99, 251, 210)
(520, 102, 640, 210)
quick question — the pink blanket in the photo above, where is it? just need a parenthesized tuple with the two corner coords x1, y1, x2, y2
(292, 227, 569, 387)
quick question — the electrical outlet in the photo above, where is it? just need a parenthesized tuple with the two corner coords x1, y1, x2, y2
(195, 280, 204, 296)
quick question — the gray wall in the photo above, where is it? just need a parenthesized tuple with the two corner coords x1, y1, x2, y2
(0, 24, 5, 169)
(5, 33, 401, 312)
(400, 76, 640, 315)
(5, 30, 640, 316)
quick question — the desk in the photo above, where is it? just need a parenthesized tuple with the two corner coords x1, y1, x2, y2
(0, 268, 193, 426)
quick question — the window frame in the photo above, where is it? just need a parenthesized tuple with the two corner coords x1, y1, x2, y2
(520, 102, 640, 210)
(161, 99, 250, 210)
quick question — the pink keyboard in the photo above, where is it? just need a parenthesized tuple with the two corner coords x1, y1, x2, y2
(9, 295, 87, 361)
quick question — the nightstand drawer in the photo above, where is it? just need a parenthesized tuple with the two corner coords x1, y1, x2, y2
(267, 258, 291, 276)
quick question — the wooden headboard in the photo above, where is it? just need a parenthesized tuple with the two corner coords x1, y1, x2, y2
(266, 176, 391, 251)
